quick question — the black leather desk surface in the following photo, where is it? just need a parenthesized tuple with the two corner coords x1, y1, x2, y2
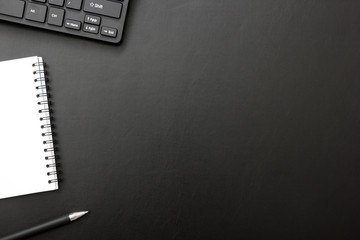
(1, 1, 360, 239)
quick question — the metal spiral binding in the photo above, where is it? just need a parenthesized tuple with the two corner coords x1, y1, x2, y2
(33, 60, 60, 184)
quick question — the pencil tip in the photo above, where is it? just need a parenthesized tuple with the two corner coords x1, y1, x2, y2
(69, 211, 89, 221)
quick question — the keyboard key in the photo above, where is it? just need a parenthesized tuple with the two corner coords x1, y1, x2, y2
(0, 0, 25, 18)
(64, 19, 81, 30)
(25, 3, 47, 23)
(48, 8, 64, 26)
(33, 0, 46, 2)
(84, 15, 100, 25)
(66, 0, 82, 10)
(49, 0, 65, 7)
(84, 0, 122, 19)
(101, 26, 117, 38)
(83, 24, 98, 34)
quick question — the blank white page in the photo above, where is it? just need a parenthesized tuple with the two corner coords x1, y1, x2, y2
(0, 56, 58, 199)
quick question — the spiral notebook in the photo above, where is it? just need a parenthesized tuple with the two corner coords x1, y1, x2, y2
(0, 56, 58, 199)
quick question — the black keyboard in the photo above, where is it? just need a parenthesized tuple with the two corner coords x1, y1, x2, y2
(0, 0, 129, 43)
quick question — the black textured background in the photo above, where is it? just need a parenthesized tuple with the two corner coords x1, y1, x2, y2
(1, 0, 360, 239)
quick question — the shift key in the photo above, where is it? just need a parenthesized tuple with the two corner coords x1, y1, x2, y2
(83, 0, 122, 19)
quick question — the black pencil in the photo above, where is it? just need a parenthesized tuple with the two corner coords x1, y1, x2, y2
(0, 211, 88, 240)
